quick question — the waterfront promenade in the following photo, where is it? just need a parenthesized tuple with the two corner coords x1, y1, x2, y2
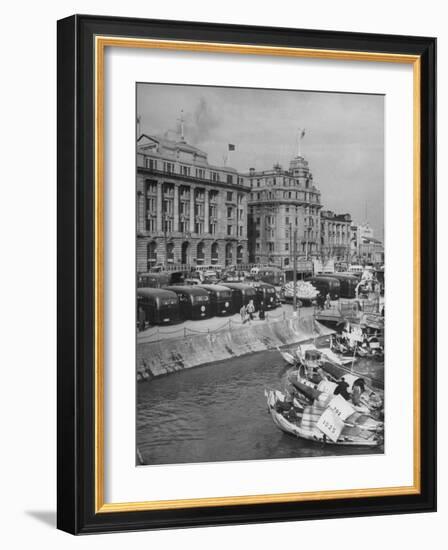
(137, 302, 316, 344)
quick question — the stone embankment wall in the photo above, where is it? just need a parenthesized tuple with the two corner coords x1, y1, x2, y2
(137, 317, 333, 380)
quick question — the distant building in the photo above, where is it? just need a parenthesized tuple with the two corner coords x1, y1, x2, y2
(245, 155, 322, 268)
(136, 133, 250, 272)
(320, 210, 352, 262)
(350, 222, 384, 265)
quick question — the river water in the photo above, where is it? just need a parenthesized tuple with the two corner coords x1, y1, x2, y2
(137, 347, 384, 466)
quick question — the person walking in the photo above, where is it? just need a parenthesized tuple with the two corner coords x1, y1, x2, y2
(247, 299, 255, 322)
(240, 304, 247, 324)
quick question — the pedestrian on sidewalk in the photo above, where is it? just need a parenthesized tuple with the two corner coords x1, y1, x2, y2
(247, 299, 255, 322)
(240, 304, 247, 324)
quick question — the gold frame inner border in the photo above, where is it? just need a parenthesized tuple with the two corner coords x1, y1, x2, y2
(94, 35, 421, 514)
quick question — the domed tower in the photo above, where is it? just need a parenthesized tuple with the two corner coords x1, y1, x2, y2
(289, 156, 314, 189)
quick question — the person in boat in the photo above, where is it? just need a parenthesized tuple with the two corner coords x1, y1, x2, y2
(351, 378, 366, 406)
(333, 379, 351, 400)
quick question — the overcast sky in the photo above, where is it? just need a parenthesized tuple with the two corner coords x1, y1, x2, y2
(137, 83, 384, 239)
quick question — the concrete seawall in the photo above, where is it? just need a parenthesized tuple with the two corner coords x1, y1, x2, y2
(137, 317, 334, 380)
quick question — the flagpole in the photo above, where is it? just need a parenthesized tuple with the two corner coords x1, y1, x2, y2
(297, 128, 306, 157)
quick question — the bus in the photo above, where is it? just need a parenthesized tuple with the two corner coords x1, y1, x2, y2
(163, 286, 211, 320)
(324, 273, 359, 299)
(220, 283, 257, 311)
(137, 271, 187, 288)
(248, 282, 278, 310)
(306, 276, 341, 300)
(196, 284, 233, 316)
(255, 266, 286, 287)
(137, 288, 180, 325)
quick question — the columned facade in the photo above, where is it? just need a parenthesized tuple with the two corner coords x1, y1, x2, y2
(136, 134, 249, 272)
(320, 210, 352, 262)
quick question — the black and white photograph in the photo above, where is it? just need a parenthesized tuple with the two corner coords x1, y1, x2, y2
(135, 83, 385, 466)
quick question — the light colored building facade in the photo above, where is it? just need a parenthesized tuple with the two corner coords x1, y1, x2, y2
(320, 210, 352, 262)
(350, 222, 384, 265)
(245, 155, 322, 268)
(136, 134, 250, 272)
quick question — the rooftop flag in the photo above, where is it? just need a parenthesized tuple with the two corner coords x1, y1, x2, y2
(228, 144, 235, 151)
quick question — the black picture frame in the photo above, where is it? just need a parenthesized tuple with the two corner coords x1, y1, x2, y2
(57, 14, 436, 534)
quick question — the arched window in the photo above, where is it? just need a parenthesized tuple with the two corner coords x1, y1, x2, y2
(211, 242, 219, 264)
(147, 241, 157, 268)
(225, 242, 233, 266)
(236, 245, 243, 264)
(167, 242, 174, 263)
(181, 242, 189, 265)
(197, 242, 205, 264)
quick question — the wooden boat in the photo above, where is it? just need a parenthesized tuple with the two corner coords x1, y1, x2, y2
(265, 389, 383, 447)
(288, 367, 384, 418)
(276, 346, 298, 366)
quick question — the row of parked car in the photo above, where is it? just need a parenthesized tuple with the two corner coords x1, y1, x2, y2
(137, 282, 279, 326)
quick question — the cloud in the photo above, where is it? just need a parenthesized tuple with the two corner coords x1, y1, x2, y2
(184, 97, 220, 144)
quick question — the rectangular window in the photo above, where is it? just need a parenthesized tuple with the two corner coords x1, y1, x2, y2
(226, 192, 233, 202)
(227, 225, 232, 236)
(145, 158, 158, 170)
(146, 181, 158, 195)
(227, 207, 233, 218)
(146, 217, 156, 232)
(226, 174, 233, 184)
(163, 162, 174, 173)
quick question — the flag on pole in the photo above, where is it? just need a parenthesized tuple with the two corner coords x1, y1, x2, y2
(300, 129, 306, 139)
(228, 144, 235, 151)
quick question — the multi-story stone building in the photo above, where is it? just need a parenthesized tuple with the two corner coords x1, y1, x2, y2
(245, 155, 322, 267)
(136, 133, 250, 272)
(350, 222, 384, 265)
(320, 210, 352, 262)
